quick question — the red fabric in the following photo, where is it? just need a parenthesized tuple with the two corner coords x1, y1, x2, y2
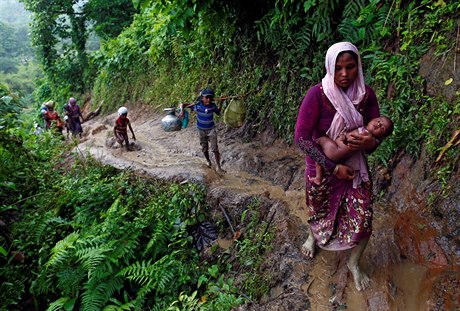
(115, 116, 129, 133)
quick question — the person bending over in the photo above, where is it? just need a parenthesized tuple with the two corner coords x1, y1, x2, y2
(114, 107, 136, 151)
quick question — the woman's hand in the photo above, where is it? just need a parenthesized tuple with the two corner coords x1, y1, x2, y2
(334, 164, 354, 180)
(346, 132, 375, 150)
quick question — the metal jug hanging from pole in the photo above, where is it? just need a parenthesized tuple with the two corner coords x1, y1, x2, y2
(161, 108, 182, 132)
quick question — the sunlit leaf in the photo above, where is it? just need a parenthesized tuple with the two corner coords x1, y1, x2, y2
(444, 78, 453, 85)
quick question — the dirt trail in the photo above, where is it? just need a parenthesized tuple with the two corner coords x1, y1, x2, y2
(78, 109, 436, 311)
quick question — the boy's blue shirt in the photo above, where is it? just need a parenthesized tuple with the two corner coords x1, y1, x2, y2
(191, 101, 220, 130)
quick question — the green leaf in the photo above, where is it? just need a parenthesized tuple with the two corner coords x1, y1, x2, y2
(64, 297, 77, 311)
(0, 246, 8, 257)
(1, 96, 13, 104)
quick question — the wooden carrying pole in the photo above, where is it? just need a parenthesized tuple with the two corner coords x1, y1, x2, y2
(181, 94, 245, 108)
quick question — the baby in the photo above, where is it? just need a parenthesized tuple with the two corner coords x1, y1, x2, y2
(311, 116, 393, 185)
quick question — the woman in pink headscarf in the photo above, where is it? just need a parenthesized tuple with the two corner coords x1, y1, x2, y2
(64, 97, 83, 137)
(294, 42, 381, 291)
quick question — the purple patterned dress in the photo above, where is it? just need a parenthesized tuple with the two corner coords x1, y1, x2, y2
(294, 83, 380, 250)
(64, 103, 83, 136)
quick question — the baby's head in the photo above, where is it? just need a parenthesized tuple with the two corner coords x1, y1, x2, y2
(367, 116, 393, 140)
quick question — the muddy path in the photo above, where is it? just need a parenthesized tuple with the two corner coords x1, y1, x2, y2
(77, 108, 453, 310)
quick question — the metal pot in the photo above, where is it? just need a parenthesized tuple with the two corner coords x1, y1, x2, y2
(161, 108, 182, 132)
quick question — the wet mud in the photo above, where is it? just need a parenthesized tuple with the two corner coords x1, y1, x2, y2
(77, 108, 459, 310)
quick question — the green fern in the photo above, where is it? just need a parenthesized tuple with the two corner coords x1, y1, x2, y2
(56, 266, 85, 296)
(143, 220, 170, 258)
(46, 296, 77, 311)
(45, 232, 79, 269)
(342, 0, 365, 19)
(81, 275, 124, 311)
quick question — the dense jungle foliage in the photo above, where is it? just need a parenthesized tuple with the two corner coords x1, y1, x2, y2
(1, 0, 459, 310)
(1, 83, 274, 309)
(21, 0, 459, 169)
(0, 2, 40, 98)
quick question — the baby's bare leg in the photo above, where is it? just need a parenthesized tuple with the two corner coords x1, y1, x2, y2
(317, 136, 351, 162)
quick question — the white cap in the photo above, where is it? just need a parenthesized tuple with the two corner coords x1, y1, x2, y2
(118, 107, 128, 115)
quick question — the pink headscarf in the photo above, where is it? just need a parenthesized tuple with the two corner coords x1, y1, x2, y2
(322, 42, 368, 188)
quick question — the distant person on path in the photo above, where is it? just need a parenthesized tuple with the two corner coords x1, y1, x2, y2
(179, 88, 226, 173)
(311, 116, 393, 185)
(39, 102, 49, 128)
(114, 106, 136, 151)
(294, 42, 382, 292)
(63, 97, 83, 137)
(42, 101, 64, 134)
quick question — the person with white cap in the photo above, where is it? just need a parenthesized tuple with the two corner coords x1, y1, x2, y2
(114, 106, 136, 151)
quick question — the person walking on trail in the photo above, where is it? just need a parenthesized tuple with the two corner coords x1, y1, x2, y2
(179, 88, 226, 173)
(63, 97, 83, 137)
(114, 107, 136, 151)
(39, 102, 49, 128)
(42, 101, 64, 134)
(294, 42, 383, 292)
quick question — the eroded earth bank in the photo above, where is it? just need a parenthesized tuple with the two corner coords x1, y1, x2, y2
(77, 106, 459, 311)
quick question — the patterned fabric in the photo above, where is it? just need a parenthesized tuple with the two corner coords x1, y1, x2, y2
(43, 110, 63, 130)
(64, 103, 81, 119)
(191, 102, 220, 130)
(294, 83, 380, 250)
(305, 169, 373, 250)
(64, 104, 82, 135)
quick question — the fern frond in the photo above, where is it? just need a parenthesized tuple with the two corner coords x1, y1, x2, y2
(56, 266, 85, 296)
(110, 232, 140, 264)
(76, 244, 114, 276)
(343, 0, 365, 19)
(45, 232, 79, 269)
(144, 221, 170, 258)
(46, 296, 76, 311)
(34, 211, 69, 243)
(121, 253, 180, 301)
(81, 276, 124, 311)
(120, 259, 154, 286)
(295, 26, 312, 53)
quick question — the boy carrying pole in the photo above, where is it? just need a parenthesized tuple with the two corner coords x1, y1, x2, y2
(179, 88, 226, 173)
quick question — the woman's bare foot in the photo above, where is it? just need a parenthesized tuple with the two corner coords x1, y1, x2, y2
(301, 233, 316, 258)
(347, 262, 370, 291)
(347, 238, 370, 291)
